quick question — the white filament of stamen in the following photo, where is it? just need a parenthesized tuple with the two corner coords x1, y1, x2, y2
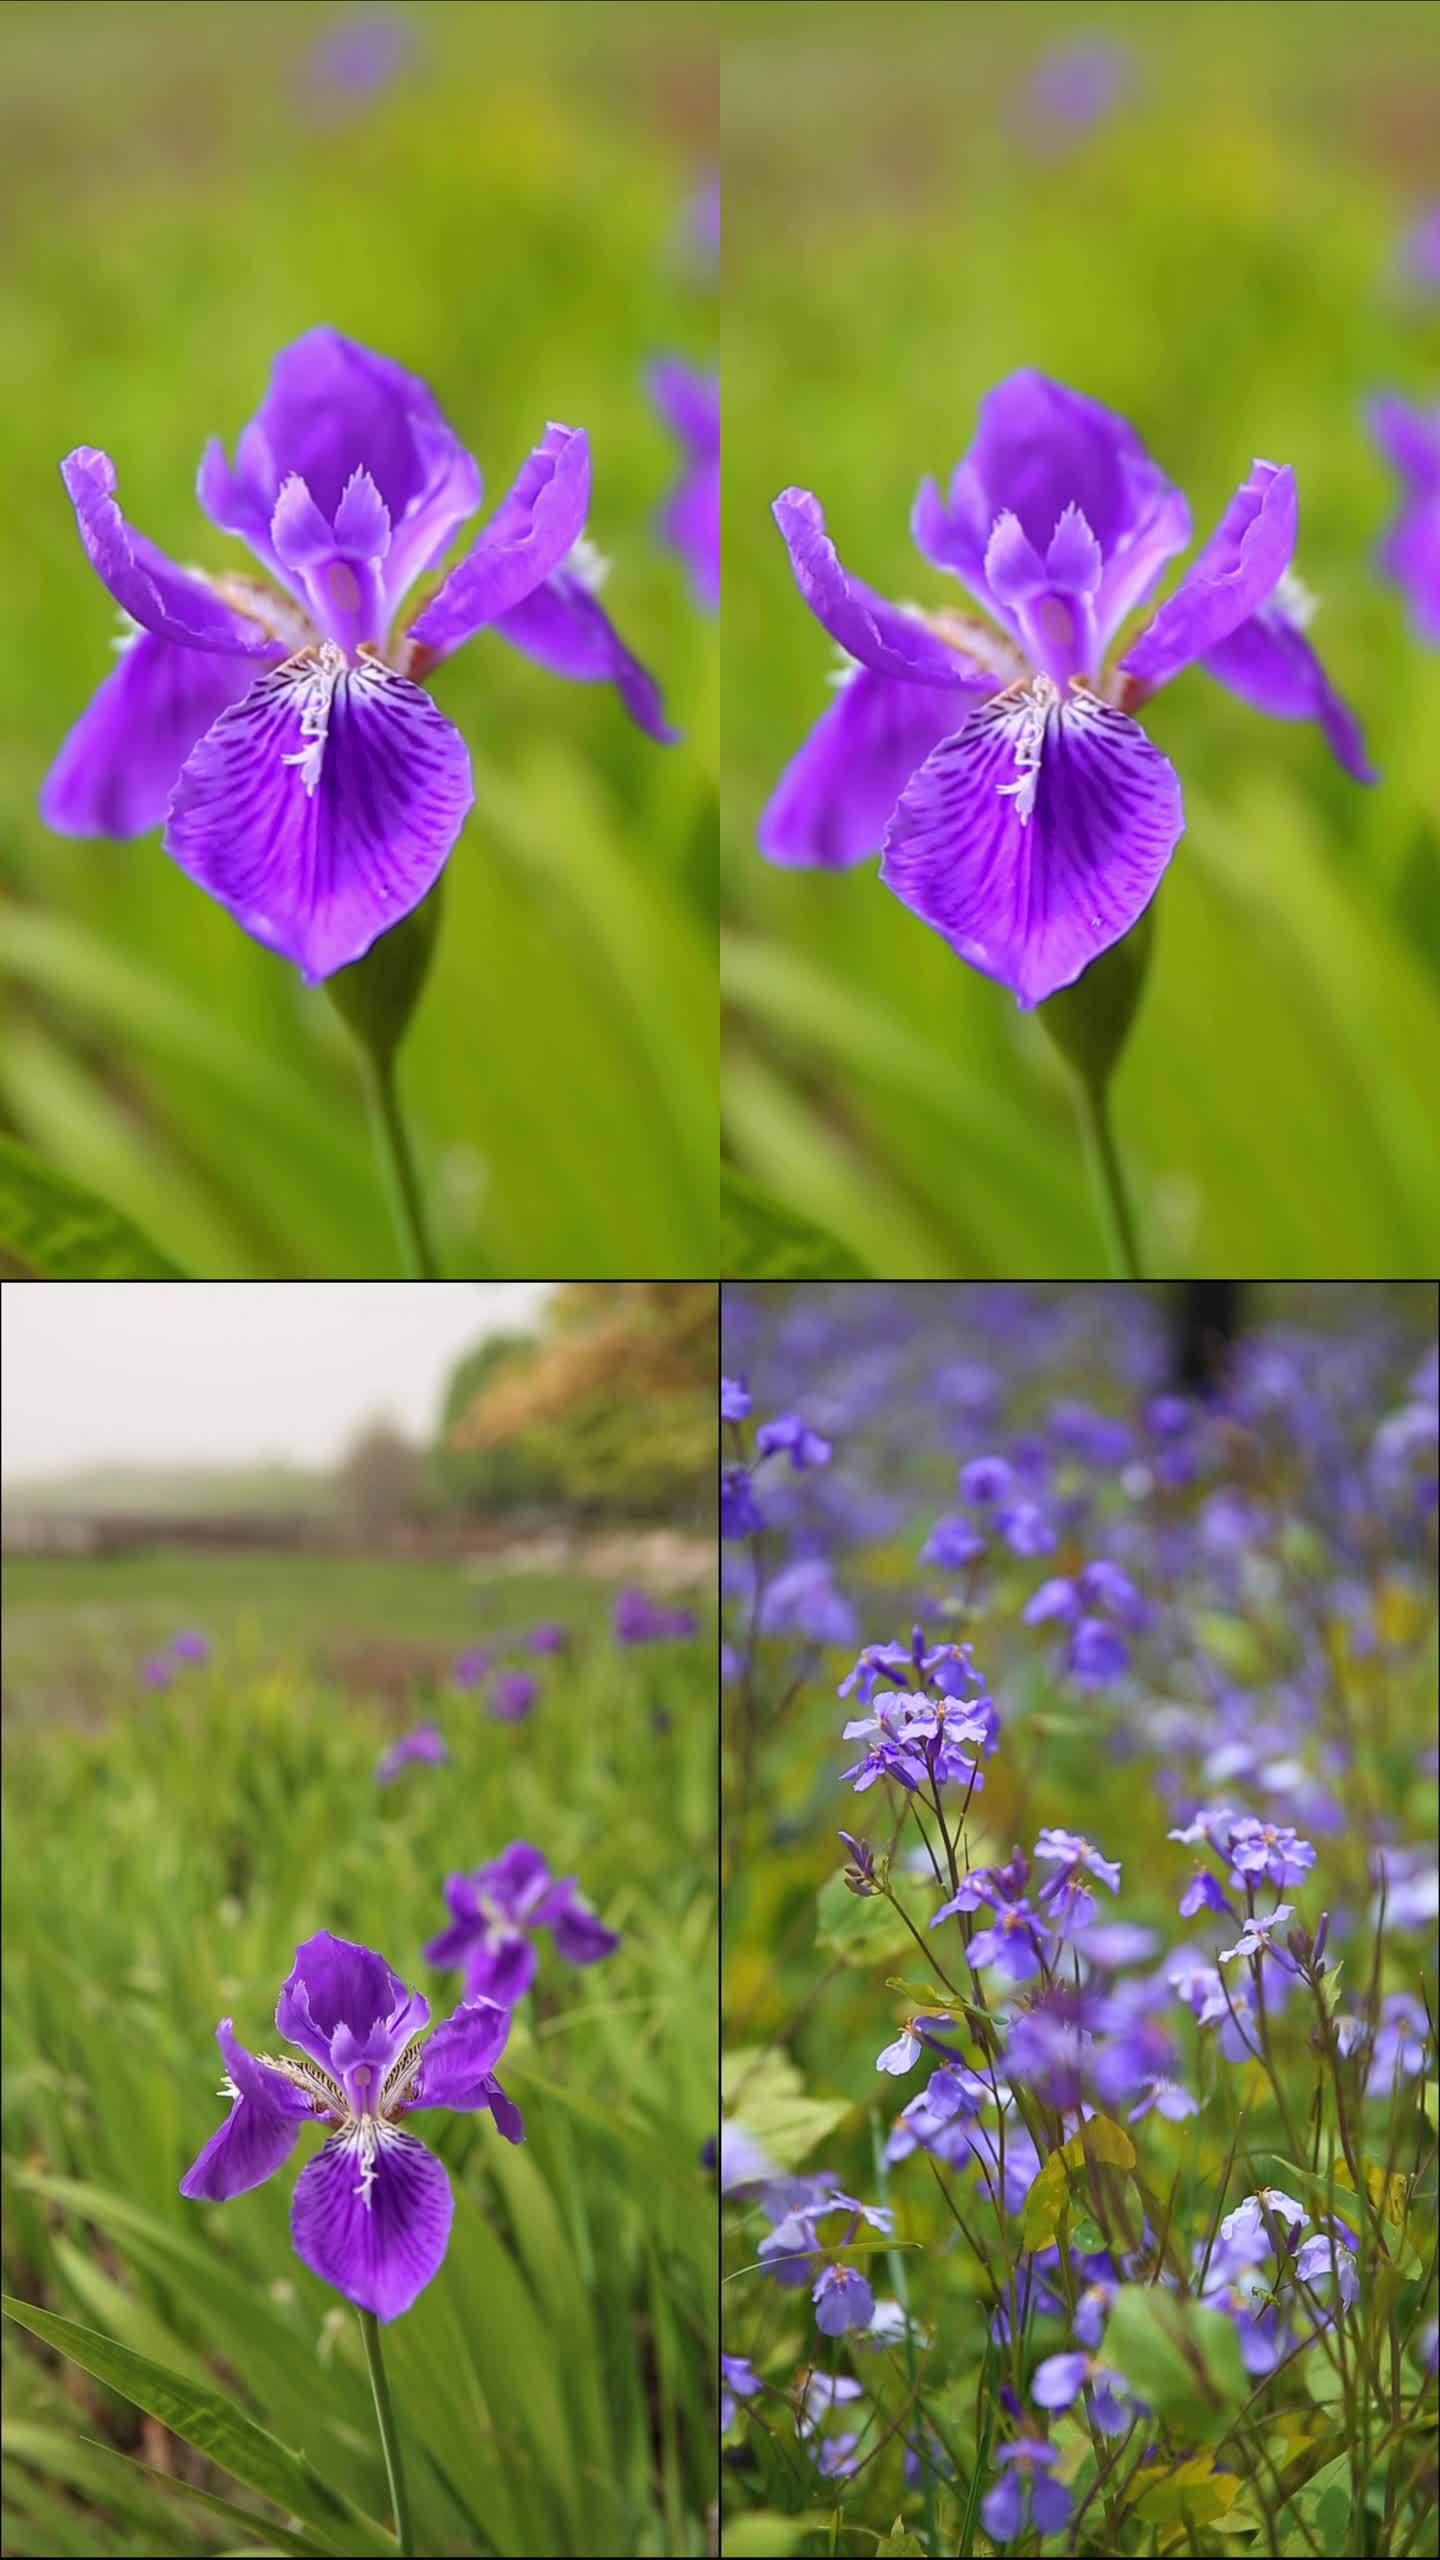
(996, 675, 1059, 826)
(280, 640, 345, 795)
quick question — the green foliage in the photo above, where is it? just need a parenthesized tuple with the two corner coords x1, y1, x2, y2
(2, 1554, 715, 2556)
(1103, 2285, 1248, 2440)
(723, 0, 1440, 1273)
(1, 0, 716, 1274)
(429, 1334, 567, 1511)
(0, 1134, 184, 1276)
(721, 1165, 867, 1278)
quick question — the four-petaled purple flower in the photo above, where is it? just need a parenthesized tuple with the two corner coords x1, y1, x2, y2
(179, 1930, 520, 2320)
(375, 1722, 448, 1785)
(425, 1839, 619, 2005)
(42, 329, 673, 980)
(981, 2438, 1072, 2543)
(651, 359, 719, 610)
(1369, 395, 1440, 643)
(755, 1411, 833, 1468)
(760, 370, 1372, 1006)
(812, 2261, 875, 2336)
(1033, 1827, 1121, 1932)
(966, 1894, 1053, 1981)
(1226, 1816, 1316, 1890)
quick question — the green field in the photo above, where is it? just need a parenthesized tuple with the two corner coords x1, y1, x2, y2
(0, 0, 716, 1276)
(722, 0, 1440, 1275)
(2, 1551, 716, 2556)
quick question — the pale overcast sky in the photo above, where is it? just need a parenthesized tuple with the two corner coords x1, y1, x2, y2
(0, 1284, 553, 1481)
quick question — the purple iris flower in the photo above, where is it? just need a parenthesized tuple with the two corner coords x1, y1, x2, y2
(489, 1669, 538, 1722)
(298, 7, 415, 121)
(42, 328, 673, 980)
(375, 1721, 447, 1784)
(424, 1839, 619, 2004)
(755, 1411, 832, 1468)
(1018, 36, 1136, 150)
(528, 1621, 568, 1654)
(141, 1655, 172, 1689)
(170, 1629, 211, 1663)
(650, 359, 718, 610)
(981, 2438, 1072, 2542)
(179, 1931, 520, 2320)
(614, 1586, 698, 1643)
(761, 370, 1373, 1005)
(1369, 396, 1440, 643)
(452, 1645, 492, 1690)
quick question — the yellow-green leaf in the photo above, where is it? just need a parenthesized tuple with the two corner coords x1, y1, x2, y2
(1022, 2149, 1070, 2248)
(1062, 2112, 1137, 2170)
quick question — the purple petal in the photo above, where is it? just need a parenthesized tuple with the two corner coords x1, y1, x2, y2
(405, 1996, 513, 2109)
(649, 358, 719, 462)
(1029, 2471, 1074, 2534)
(60, 448, 277, 659)
(41, 632, 257, 838)
(1031, 2350, 1087, 2408)
(1122, 461, 1297, 691)
(979, 2471, 1024, 2541)
(407, 425, 591, 656)
(545, 1888, 620, 1965)
(1380, 493, 1440, 642)
(880, 682, 1184, 1007)
(461, 1932, 538, 2005)
(290, 2124, 452, 2319)
(1369, 393, 1440, 495)
(197, 326, 483, 612)
(165, 651, 473, 981)
(773, 488, 973, 685)
(423, 1916, 481, 1968)
(178, 2019, 309, 2203)
(481, 1841, 553, 1909)
(480, 2075, 525, 2143)
(912, 371, 1190, 646)
(659, 456, 720, 610)
(759, 666, 971, 868)
(489, 567, 678, 740)
(1199, 604, 1376, 782)
(275, 1931, 425, 2072)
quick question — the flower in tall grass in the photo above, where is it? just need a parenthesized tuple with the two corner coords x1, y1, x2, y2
(980, 2438, 1072, 2541)
(375, 1721, 448, 1784)
(180, 1931, 521, 2319)
(614, 1586, 698, 1642)
(42, 328, 674, 979)
(760, 370, 1373, 1004)
(650, 360, 719, 610)
(1368, 395, 1440, 643)
(452, 1645, 493, 1689)
(489, 1669, 539, 1721)
(424, 1839, 619, 2003)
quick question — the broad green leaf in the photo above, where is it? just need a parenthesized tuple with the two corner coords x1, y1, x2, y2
(0, 2296, 392, 2556)
(722, 2512, 835, 2556)
(1021, 2150, 1070, 2249)
(77, 2437, 335, 2557)
(1129, 2452, 1243, 2526)
(1103, 2284, 1247, 2439)
(721, 2047, 853, 2168)
(721, 1163, 868, 1278)
(0, 1135, 185, 1276)
(1062, 2113, 1136, 2170)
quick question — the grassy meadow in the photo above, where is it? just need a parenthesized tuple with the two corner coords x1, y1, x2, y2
(722, 0, 1440, 1276)
(1, 1548, 716, 2556)
(0, 0, 717, 1276)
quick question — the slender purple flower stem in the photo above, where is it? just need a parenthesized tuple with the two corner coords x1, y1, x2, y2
(359, 2307, 413, 2555)
(365, 1054, 437, 1277)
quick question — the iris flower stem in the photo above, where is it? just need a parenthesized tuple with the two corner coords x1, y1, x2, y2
(358, 2308, 413, 2556)
(364, 1056, 437, 1278)
(1074, 1073, 1141, 1278)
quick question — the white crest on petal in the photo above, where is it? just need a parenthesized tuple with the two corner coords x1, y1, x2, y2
(995, 674, 1061, 826)
(568, 533, 611, 594)
(280, 640, 346, 796)
(1268, 567, 1318, 631)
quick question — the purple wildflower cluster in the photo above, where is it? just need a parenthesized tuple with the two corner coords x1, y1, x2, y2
(721, 1284, 1437, 2541)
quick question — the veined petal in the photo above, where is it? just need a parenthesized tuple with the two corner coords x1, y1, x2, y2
(41, 632, 258, 838)
(1200, 604, 1376, 783)
(178, 2019, 309, 2203)
(407, 425, 591, 657)
(165, 650, 473, 981)
(1122, 461, 1296, 691)
(880, 681, 1184, 1008)
(404, 1995, 514, 2109)
(759, 667, 972, 868)
(274, 1931, 426, 2070)
(290, 2122, 452, 2320)
(60, 448, 277, 658)
(488, 567, 678, 741)
(773, 489, 969, 685)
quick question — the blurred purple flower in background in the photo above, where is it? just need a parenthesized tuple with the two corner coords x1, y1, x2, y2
(1369, 395, 1440, 643)
(375, 1721, 448, 1784)
(651, 360, 719, 610)
(1394, 201, 1440, 295)
(425, 1839, 619, 2003)
(297, 7, 416, 124)
(489, 1669, 538, 1721)
(1017, 35, 1137, 152)
(452, 1645, 492, 1690)
(614, 1586, 698, 1643)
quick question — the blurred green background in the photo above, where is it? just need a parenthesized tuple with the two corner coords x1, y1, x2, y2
(722, 0, 1440, 1278)
(0, 0, 716, 1277)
